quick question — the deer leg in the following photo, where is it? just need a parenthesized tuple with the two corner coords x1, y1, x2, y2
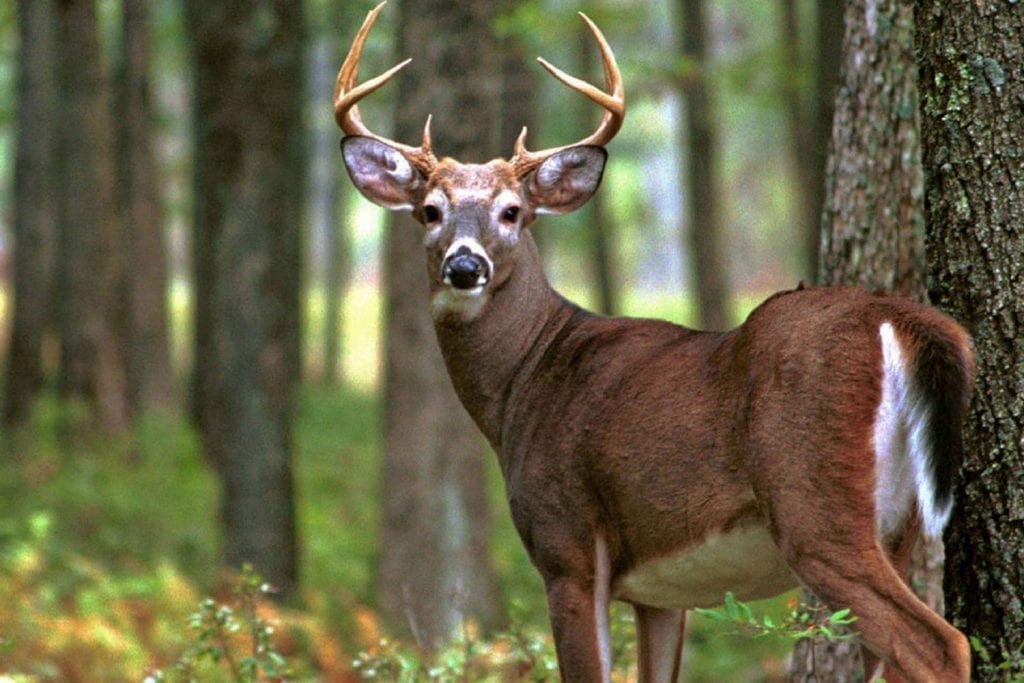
(634, 604, 685, 683)
(783, 542, 968, 683)
(861, 515, 921, 683)
(544, 576, 612, 683)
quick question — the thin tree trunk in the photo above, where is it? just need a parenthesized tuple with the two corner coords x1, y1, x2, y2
(678, 0, 730, 331)
(315, 4, 351, 385)
(4, 0, 59, 428)
(185, 0, 304, 596)
(54, 0, 130, 433)
(578, 26, 618, 316)
(917, 2, 1024, 678)
(118, 0, 175, 414)
(377, 0, 505, 647)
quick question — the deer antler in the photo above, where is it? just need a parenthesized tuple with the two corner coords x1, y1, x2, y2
(510, 13, 626, 177)
(333, 1, 437, 174)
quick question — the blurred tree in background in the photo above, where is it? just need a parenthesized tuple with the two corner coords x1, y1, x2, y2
(116, 0, 176, 415)
(185, 0, 305, 596)
(55, 0, 131, 433)
(4, 0, 58, 428)
(377, 0, 505, 646)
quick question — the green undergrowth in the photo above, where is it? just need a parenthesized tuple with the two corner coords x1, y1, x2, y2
(0, 385, 795, 680)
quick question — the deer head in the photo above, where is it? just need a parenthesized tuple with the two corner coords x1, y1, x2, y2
(335, 2, 624, 322)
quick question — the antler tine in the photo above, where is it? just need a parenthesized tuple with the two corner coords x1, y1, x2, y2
(511, 12, 625, 177)
(333, 1, 437, 173)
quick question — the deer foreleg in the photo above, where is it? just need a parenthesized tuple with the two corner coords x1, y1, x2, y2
(545, 577, 612, 682)
(635, 604, 685, 683)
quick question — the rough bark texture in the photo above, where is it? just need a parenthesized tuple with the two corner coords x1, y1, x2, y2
(917, 2, 1024, 678)
(377, 0, 505, 646)
(54, 0, 130, 433)
(186, 0, 304, 596)
(5, 0, 59, 427)
(118, 0, 175, 413)
(678, 0, 730, 330)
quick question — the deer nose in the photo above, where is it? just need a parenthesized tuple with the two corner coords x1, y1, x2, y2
(443, 246, 490, 290)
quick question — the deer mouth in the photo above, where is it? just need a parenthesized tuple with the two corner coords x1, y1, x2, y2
(441, 240, 493, 293)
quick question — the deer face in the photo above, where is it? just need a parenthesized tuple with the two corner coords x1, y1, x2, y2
(342, 137, 607, 321)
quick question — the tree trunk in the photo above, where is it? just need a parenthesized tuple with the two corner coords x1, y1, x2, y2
(377, 0, 505, 647)
(186, 0, 304, 597)
(4, 0, 59, 427)
(917, 2, 1024, 679)
(117, 0, 176, 414)
(677, 0, 730, 331)
(578, 26, 618, 316)
(54, 0, 130, 433)
(315, 3, 351, 386)
(789, 0, 933, 679)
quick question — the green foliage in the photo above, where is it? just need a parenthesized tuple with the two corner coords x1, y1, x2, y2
(970, 636, 1024, 682)
(695, 592, 859, 645)
(146, 565, 293, 682)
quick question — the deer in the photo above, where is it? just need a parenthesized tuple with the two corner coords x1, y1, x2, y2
(334, 4, 975, 681)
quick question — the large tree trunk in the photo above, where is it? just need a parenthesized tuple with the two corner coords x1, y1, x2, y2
(117, 0, 175, 414)
(789, 1, 932, 679)
(377, 0, 504, 647)
(4, 0, 59, 427)
(917, 3, 1024, 679)
(186, 0, 304, 596)
(677, 0, 730, 331)
(54, 0, 130, 433)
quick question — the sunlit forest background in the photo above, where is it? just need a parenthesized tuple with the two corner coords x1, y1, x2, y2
(0, 0, 846, 679)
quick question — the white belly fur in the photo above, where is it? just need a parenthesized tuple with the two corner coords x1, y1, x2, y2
(614, 524, 798, 609)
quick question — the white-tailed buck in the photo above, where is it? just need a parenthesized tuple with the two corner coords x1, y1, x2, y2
(335, 4, 975, 681)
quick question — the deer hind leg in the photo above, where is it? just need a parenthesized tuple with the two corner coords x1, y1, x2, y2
(634, 604, 685, 683)
(776, 519, 968, 683)
(860, 515, 922, 682)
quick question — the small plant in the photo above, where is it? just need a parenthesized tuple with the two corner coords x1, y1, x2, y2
(970, 636, 1024, 682)
(146, 564, 292, 682)
(695, 592, 859, 645)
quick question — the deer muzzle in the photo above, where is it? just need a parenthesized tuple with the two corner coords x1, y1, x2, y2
(443, 244, 491, 291)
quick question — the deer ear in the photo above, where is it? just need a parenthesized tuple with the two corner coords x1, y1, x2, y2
(342, 136, 424, 211)
(526, 146, 607, 215)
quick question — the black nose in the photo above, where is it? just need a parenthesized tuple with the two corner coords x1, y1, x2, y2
(443, 249, 488, 290)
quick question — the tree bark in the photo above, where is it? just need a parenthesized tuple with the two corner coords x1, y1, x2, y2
(377, 0, 505, 647)
(790, 0, 935, 679)
(677, 0, 730, 331)
(117, 0, 176, 414)
(4, 0, 59, 427)
(186, 0, 304, 596)
(917, 2, 1024, 678)
(54, 0, 130, 433)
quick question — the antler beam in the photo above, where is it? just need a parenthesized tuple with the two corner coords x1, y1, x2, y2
(333, 1, 437, 174)
(510, 13, 626, 177)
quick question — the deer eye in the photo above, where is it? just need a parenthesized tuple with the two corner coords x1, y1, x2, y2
(423, 205, 442, 223)
(501, 206, 520, 223)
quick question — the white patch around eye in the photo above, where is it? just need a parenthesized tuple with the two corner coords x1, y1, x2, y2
(492, 190, 523, 244)
(421, 190, 451, 247)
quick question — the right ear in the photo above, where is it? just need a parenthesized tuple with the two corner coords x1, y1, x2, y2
(341, 136, 424, 211)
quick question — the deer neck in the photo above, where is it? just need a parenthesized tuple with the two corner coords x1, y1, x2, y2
(432, 230, 568, 449)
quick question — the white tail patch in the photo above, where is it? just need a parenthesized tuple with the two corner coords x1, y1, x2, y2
(874, 322, 950, 540)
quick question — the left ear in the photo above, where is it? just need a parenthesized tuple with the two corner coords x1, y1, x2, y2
(525, 145, 607, 215)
